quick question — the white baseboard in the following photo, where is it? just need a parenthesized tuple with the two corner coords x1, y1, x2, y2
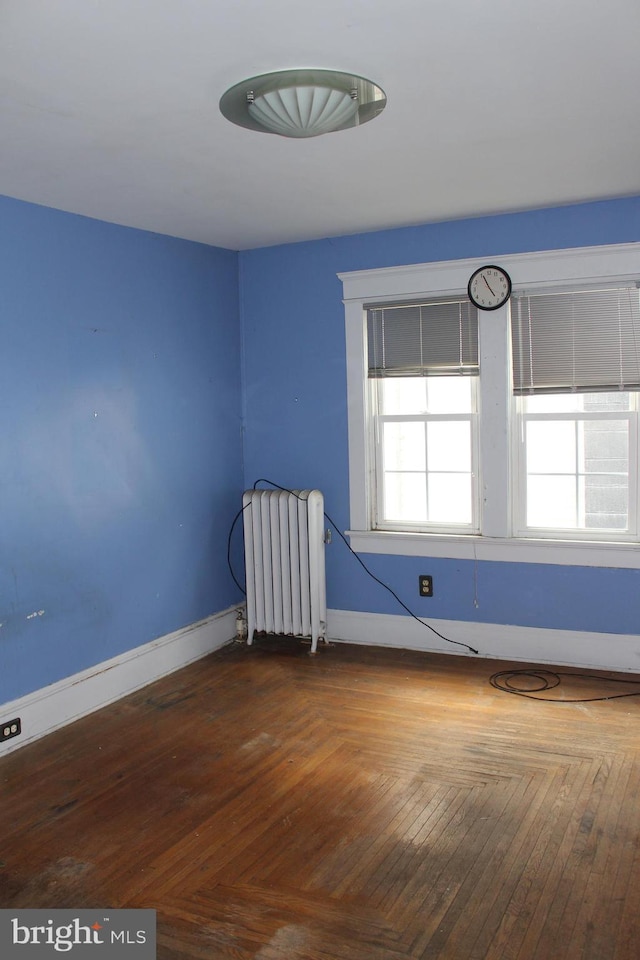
(327, 608, 640, 674)
(0, 605, 242, 757)
(4, 606, 637, 758)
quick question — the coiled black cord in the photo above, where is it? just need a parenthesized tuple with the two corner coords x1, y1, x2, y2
(489, 668, 640, 703)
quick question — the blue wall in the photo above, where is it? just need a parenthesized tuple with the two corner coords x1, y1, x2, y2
(3, 193, 639, 706)
(0, 197, 244, 703)
(239, 197, 640, 638)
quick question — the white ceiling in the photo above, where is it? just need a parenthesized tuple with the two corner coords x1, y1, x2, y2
(1, 0, 638, 251)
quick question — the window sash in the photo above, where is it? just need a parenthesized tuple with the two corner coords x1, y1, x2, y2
(372, 380, 480, 534)
(511, 285, 640, 395)
(512, 401, 639, 540)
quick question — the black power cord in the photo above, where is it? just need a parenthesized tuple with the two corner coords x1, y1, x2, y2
(228, 489, 639, 700)
(227, 502, 250, 595)
(490, 668, 640, 703)
(228, 479, 479, 656)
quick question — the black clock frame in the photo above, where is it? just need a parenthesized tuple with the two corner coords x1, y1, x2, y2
(467, 264, 512, 311)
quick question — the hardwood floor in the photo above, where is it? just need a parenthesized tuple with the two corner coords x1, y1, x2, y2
(1, 636, 639, 959)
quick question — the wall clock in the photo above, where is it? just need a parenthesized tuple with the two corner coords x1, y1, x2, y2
(468, 264, 512, 310)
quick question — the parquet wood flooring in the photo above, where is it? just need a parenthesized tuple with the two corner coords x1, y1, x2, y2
(1, 636, 639, 959)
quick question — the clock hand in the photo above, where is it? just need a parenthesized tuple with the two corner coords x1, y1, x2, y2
(482, 275, 496, 297)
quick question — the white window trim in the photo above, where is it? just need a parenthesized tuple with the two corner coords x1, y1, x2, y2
(340, 242, 640, 569)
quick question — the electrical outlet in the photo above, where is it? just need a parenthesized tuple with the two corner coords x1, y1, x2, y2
(0, 718, 21, 743)
(419, 575, 433, 597)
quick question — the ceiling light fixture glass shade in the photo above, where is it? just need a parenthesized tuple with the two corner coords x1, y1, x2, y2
(249, 86, 359, 138)
(219, 69, 386, 138)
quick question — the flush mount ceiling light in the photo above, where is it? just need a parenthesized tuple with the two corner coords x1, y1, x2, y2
(219, 69, 386, 138)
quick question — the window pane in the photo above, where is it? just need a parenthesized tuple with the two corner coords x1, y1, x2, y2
(581, 475, 628, 529)
(581, 420, 628, 474)
(380, 379, 427, 414)
(526, 421, 576, 473)
(428, 474, 472, 524)
(527, 476, 577, 527)
(524, 394, 582, 413)
(583, 392, 631, 412)
(524, 391, 632, 413)
(426, 377, 474, 413)
(383, 422, 425, 471)
(384, 473, 427, 522)
(581, 421, 629, 529)
(427, 421, 471, 471)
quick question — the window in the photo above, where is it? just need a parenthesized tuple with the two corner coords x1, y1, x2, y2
(511, 284, 640, 540)
(375, 376, 478, 531)
(367, 297, 479, 532)
(340, 243, 640, 568)
(515, 390, 637, 537)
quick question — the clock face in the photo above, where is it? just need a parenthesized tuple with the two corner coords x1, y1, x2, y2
(468, 265, 512, 310)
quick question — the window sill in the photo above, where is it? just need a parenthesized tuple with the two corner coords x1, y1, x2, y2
(346, 529, 640, 569)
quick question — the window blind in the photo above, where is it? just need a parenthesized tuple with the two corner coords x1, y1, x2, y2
(367, 298, 478, 378)
(511, 285, 640, 395)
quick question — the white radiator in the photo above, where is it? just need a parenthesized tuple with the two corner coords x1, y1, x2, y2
(242, 489, 327, 653)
